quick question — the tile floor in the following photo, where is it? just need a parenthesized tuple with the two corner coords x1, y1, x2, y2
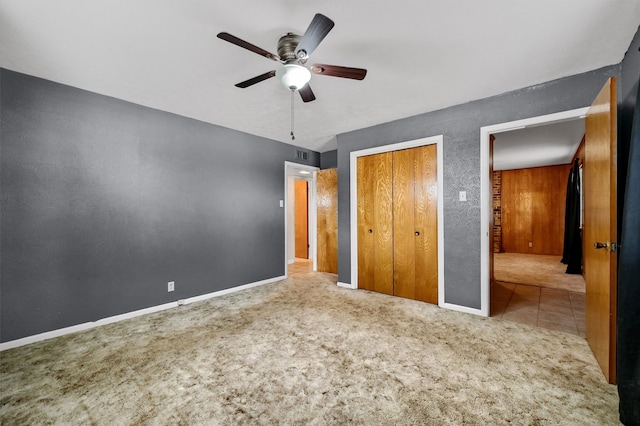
(491, 281, 585, 336)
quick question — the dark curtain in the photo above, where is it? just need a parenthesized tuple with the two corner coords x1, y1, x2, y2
(618, 82, 640, 426)
(561, 158, 582, 274)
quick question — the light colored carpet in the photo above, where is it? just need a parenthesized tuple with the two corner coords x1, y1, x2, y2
(494, 252, 586, 293)
(1, 273, 617, 424)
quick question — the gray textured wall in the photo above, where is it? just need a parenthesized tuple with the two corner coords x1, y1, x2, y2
(0, 69, 319, 342)
(336, 65, 619, 309)
(320, 150, 337, 169)
(618, 27, 640, 225)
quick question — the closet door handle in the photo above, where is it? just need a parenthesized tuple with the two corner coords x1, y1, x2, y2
(368, 229, 373, 233)
(415, 231, 420, 236)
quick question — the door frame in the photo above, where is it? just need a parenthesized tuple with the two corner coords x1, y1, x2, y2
(479, 107, 589, 316)
(348, 135, 445, 306)
(284, 161, 319, 277)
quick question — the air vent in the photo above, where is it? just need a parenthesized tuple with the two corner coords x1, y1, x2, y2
(295, 149, 309, 161)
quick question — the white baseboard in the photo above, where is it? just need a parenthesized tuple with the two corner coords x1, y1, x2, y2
(337, 281, 355, 289)
(287, 259, 295, 264)
(0, 275, 286, 351)
(440, 302, 485, 317)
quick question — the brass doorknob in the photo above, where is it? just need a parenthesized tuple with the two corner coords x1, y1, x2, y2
(594, 241, 609, 249)
(415, 231, 420, 236)
(368, 229, 373, 233)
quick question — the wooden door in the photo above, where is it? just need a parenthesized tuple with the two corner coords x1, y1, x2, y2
(358, 145, 438, 302)
(317, 169, 338, 273)
(294, 180, 308, 259)
(393, 148, 417, 299)
(392, 145, 438, 303)
(413, 145, 438, 303)
(584, 77, 617, 384)
(357, 152, 393, 295)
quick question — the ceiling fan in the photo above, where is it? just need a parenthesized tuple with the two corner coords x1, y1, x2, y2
(217, 13, 367, 103)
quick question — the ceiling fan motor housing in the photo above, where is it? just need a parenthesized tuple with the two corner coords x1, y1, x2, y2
(275, 33, 311, 91)
(278, 33, 305, 63)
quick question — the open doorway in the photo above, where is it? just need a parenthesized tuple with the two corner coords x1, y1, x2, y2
(480, 108, 588, 335)
(284, 162, 318, 277)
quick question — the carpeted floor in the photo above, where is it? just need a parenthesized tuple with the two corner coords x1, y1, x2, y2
(494, 252, 586, 293)
(1, 272, 617, 425)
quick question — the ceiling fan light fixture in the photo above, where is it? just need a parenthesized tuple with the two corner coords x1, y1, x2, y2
(276, 64, 311, 91)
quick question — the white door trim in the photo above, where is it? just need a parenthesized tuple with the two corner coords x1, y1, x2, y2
(348, 136, 444, 308)
(284, 161, 319, 277)
(479, 107, 589, 316)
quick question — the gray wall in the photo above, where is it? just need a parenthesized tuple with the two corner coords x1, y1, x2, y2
(0, 69, 319, 342)
(320, 150, 337, 169)
(618, 26, 640, 224)
(336, 65, 619, 309)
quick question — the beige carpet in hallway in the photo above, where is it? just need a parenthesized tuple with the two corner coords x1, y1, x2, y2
(1, 273, 616, 424)
(494, 252, 585, 293)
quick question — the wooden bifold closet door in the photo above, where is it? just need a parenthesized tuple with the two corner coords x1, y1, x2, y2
(357, 145, 438, 303)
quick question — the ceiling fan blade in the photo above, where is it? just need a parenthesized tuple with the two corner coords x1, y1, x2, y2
(295, 14, 335, 59)
(235, 71, 277, 88)
(217, 32, 280, 61)
(298, 84, 316, 103)
(311, 64, 367, 80)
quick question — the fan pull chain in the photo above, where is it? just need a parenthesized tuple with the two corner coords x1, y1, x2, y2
(290, 90, 295, 140)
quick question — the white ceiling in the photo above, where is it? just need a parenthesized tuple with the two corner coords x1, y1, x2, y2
(493, 119, 585, 171)
(1, 1, 639, 153)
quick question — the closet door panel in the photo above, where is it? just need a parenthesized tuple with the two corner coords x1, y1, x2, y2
(357, 155, 375, 291)
(414, 144, 439, 304)
(373, 152, 394, 295)
(393, 148, 416, 299)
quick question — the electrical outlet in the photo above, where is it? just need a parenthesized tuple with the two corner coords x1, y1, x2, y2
(459, 191, 467, 202)
(168, 281, 175, 292)
(528, 242, 533, 248)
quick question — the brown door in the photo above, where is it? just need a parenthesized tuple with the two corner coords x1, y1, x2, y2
(413, 145, 439, 303)
(357, 145, 438, 302)
(584, 77, 617, 384)
(393, 145, 438, 303)
(294, 180, 309, 259)
(357, 152, 394, 295)
(317, 169, 338, 273)
(392, 148, 417, 299)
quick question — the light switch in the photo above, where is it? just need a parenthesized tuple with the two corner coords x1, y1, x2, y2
(279, 200, 284, 208)
(459, 191, 467, 202)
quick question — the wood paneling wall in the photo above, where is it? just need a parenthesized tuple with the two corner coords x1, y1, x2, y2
(501, 164, 572, 255)
(317, 169, 338, 274)
(492, 171, 502, 253)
